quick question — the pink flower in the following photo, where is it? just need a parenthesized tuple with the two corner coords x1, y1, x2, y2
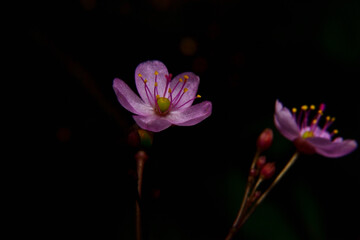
(113, 60, 212, 132)
(274, 100, 357, 158)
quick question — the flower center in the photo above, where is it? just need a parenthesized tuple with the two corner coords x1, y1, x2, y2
(138, 71, 202, 116)
(157, 97, 170, 113)
(292, 103, 339, 140)
(302, 131, 314, 139)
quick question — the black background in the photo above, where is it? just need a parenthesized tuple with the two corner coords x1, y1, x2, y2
(15, 0, 360, 239)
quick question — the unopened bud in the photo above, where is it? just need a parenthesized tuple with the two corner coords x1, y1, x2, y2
(127, 126, 154, 148)
(256, 156, 266, 169)
(127, 126, 140, 147)
(137, 129, 154, 148)
(257, 128, 273, 152)
(249, 168, 257, 177)
(260, 162, 276, 179)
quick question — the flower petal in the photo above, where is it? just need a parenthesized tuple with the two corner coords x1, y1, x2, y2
(169, 72, 200, 110)
(274, 100, 300, 141)
(135, 60, 169, 106)
(113, 78, 153, 115)
(133, 115, 172, 132)
(306, 137, 358, 158)
(166, 101, 212, 126)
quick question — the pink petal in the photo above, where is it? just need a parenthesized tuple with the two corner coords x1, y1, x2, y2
(306, 137, 357, 158)
(166, 101, 212, 126)
(274, 100, 300, 141)
(168, 72, 200, 110)
(133, 114, 172, 132)
(113, 78, 154, 116)
(135, 60, 169, 106)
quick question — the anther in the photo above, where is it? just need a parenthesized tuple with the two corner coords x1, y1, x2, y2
(168, 88, 172, 93)
(196, 95, 201, 98)
(179, 78, 183, 82)
(144, 79, 148, 83)
(154, 71, 159, 75)
(333, 129, 339, 134)
(138, 73, 142, 77)
(154, 82, 158, 87)
(292, 108, 297, 113)
(184, 88, 188, 93)
(310, 105, 316, 110)
(301, 105, 308, 111)
(184, 75, 189, 80)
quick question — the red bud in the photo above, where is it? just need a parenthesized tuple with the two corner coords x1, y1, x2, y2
(256, 156, 267, 169)
(257, 128, 273, 152)
(260, 162, 276, 179)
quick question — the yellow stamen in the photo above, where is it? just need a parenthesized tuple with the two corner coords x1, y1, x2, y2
(143, 79, 148, 83)
(154, 71, 159, 75)
(331, 117, 336, 122)
(318, 110, 323, 115)
(292, 108, 297, 113)
(333, 129, 339, 134)
(168, 88, 172, 93)
(179, 78, 183, 82)
(138, 73, 142, 77)
(301, 105, 308, 111)
(184, 75, 189, 80)
(154, 82, 158, 87)
(310, 105, 315, 110)
(184, 88, 188, 93)
(156, 94, 160, 99)
(326, 116, 331, 121)
(312, 119, 317, 125)
(197, 95, 201, 98)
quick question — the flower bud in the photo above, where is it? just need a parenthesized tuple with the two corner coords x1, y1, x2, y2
(137, 129, 154, 148)
(127, 128, 141, 147)
(249, 168, 257, 177)
(257, 128, 273, 152)
(127, 127, 154, 148)
(260, 162, 276, 179)
(256, 156, 266, 169)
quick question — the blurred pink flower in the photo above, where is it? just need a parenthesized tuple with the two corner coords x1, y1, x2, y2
(274, 100, 357, 158)
(113, 60, 212, 132)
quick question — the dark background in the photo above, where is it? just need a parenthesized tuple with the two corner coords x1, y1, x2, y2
(17, 0, 359, 239)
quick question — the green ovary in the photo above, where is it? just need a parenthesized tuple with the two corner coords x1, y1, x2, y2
(302, 131, 314, 139)
(157, 97, 171, 113)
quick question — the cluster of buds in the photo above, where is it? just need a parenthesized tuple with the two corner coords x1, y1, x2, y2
(226, 129, 277, 240)
(256, 128, 276, 179)
(247, 129, 276, 204)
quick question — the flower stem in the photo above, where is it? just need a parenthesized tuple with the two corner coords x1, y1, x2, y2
(237, 152, 299, 228)
(135, 151, 148, 240)
(224, 151, 260, 240)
